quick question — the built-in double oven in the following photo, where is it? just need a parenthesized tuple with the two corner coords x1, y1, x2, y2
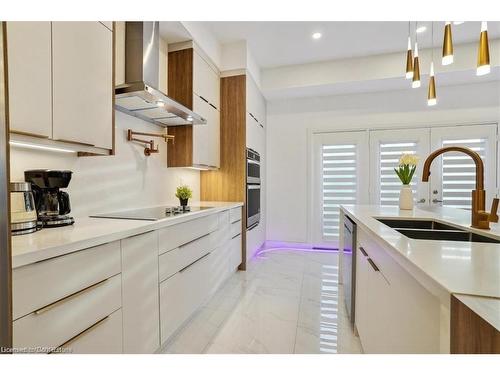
(246, 148, 261, 229)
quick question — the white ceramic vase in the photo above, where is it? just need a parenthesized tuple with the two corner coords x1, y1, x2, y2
(399, 185, 414, 210)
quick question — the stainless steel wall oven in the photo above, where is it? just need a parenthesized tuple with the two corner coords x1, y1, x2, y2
(246, 148, 260, 229)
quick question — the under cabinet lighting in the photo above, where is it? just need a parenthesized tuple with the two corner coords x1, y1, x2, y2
(312, 32, 322, 40)
(9, 141, 77, 153)
(416, 26, 427, 33)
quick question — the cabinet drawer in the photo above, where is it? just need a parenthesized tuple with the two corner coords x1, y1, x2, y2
(229, 234, 242, 271)
(160, 253, 212, 343)
(230, 207, 242, 223)
(209, 243, 231, 295)
(13, 241, 121, 320)
(58, 309, 123, 354)
(230, 220, 242, 239)
(159, 231, 216, 282)
(218, 209, 230, 227)
(14, 274, 122, 350)
(158, 214, 218, 255)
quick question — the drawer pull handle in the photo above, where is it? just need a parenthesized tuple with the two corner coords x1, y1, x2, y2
(51, 315, 111, 353)
(34, 278, 109, 315)
(179, 252, 211, 273)
(359, 247, 368, 257)
(179, 233, 210, 248)
(367, 258, 380, 272)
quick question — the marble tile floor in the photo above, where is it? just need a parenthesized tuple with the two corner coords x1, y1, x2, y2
(161, 249, 364, 354)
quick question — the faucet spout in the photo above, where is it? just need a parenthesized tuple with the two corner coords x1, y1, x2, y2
(421, 146, 494, 230)
(421, 146, 484, 189)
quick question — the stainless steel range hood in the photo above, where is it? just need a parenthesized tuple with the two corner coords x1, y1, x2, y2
(115, 22, 206, 127)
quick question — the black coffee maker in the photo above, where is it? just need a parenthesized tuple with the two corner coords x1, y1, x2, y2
(24, 170, 75, 228)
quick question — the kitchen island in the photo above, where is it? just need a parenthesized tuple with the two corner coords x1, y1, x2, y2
(340, 205, 500, 354)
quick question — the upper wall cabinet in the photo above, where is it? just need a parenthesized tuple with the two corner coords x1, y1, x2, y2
(167, 44, 220, 169)
(246, 74, 266, 129)
(6, 22, 52, 138)
(193, 51, 220, 110)
(7, 21, 114, 155)
(52, 22, 113, 150)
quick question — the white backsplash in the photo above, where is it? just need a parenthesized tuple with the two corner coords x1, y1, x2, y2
(9, 111, 200, 217)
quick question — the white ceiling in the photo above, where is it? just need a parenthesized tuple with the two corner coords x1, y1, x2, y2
(203, 21, 500, 68)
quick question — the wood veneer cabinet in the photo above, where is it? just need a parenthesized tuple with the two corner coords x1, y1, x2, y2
(200, 74, 247, 269)
(167, 46, 220, 168)
(450, 295, 500, 354)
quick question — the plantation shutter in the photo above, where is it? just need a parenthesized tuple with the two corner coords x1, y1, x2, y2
(379, 142, 419, 205)
(440, 138, 488, 209)
(322, 144, 357, 241)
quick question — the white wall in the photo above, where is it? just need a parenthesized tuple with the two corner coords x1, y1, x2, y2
(9, 111, 200, 217)
(266, 81, 500, 244)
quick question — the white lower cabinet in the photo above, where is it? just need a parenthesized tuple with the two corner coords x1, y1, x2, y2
(355, 228, 441, 353)
(12, 207, 242, 353)
(121, 231, 160, 354)
(159, 253, 212, 343)
(58, 309, 123, 354)
(159, 209, 242, 345)
(229, 234, 242, 271)
(14, 273, 122, 351)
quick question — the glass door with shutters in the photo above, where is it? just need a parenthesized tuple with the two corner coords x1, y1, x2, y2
(429, 124, 498, 210)
(369, 128, 430, 206)
(312, 131, 369, 248)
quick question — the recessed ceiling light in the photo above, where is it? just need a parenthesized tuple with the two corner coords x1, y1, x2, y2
(416, 26, 427, 33)
(453, 21, 465, 25)
(312, 32, 322, 40)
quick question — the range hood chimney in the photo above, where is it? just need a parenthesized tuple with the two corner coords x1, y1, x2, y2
(115, 22, 206, 127)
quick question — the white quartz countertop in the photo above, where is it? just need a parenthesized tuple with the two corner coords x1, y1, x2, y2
(340, 205, 500, 299)
(11, 201, 243, 269)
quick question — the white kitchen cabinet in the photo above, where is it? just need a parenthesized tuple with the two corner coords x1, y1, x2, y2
(354, 228, 441, 353)
(193, 94, 220, 168)
(14, 274, 122, 351)
(6, 22, 52, 138)
(160, 252, 212, 343)
(246, 74, 266, 127)
(52, 22, 113, 149)
(121, 231, 160, 354)
(59, 309, 123, 354)
(12, 241, 121, 320)
(193, 50, 220, 109)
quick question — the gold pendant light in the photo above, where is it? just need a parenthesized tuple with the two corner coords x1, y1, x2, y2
(428, 22, 437, 106)
(405, 22, 414, 79)
(442, 21, 454, 65)
(477, 21, 490, 76)
(428, 64, 437, 106)
(412, 49, 421, 88)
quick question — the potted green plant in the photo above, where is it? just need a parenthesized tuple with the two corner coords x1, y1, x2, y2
(394, 153, 419, 210)
(175, 185, 192, 208)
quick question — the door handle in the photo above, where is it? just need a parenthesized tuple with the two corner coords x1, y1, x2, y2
(432, 199, 443, 203)
(417, 198, 426, 203)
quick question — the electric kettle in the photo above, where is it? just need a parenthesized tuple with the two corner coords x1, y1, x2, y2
(10, 182, 38, 235)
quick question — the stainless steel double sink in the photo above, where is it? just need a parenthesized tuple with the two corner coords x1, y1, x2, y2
(376, 218, 500, 244)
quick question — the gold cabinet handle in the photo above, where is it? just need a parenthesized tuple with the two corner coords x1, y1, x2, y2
(34, 278, 108, 315)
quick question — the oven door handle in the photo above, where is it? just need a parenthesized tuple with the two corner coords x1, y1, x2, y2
(247, 185, 261, 189)
(247, 160, 260, 165)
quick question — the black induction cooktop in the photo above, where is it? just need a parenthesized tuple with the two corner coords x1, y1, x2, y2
(90, 206, 213, 221)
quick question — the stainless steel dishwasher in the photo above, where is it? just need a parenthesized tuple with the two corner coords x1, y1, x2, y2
(342, 215, 356, 327)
